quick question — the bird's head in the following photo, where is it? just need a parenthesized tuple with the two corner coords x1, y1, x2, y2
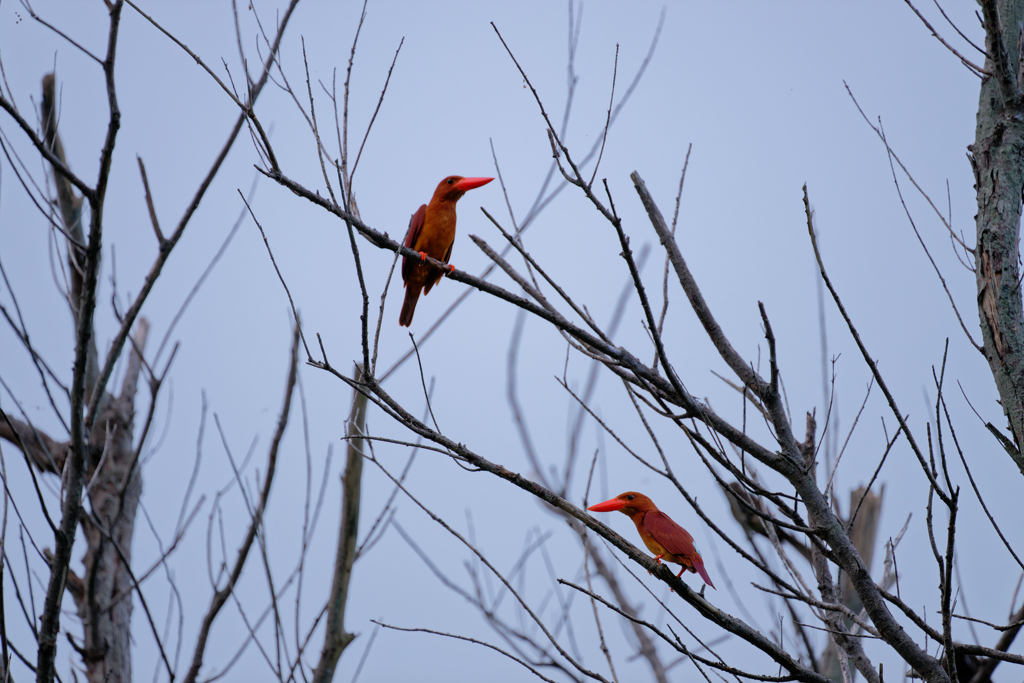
(587, 491, 655, 516)
(432, 175, 494, 203)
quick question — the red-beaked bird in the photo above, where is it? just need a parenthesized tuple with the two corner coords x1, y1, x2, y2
(588, 492, 716, 589)
(399, 175, 494, 326)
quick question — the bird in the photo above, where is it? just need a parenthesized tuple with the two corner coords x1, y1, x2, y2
(399, 175, 494, 326)
(588, 491, 715, 589)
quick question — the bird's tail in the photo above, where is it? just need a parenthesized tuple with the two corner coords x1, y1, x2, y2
(399, 284, 423, 327)
(694, 558, 716, 590)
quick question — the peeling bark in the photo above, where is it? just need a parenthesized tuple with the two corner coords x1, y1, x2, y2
(973, 0, 1024, 475)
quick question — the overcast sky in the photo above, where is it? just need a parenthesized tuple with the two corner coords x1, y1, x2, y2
(2, 1, 1021, 681)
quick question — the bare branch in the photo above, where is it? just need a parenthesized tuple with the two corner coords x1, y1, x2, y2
(902, 0, 987, 74)
(136, 156, 165, 245)
(588, 44, 618, 188)
(373, 621, 561, 683)
(804, 184, 950, 505)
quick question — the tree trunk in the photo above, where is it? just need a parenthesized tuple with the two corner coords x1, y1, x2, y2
(973, 0, 1024, 475)
(312, 365, 367, 682)
(70, 321, 147, 683)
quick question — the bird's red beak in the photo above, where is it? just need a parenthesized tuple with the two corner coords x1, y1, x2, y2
(588, 497, 626, 512)
(453, 177, 494, 192)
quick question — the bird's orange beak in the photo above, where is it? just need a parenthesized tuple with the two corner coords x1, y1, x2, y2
(453, 177, 494, 192)
(588, 497, 626, 512)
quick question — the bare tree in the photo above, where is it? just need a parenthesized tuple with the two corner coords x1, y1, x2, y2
(0, 2, 376, 682)
(3, 1, 1024, 683)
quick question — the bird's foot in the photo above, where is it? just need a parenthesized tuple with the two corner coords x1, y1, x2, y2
(446, 264, 455, 275)
(670, 566, 688, 593)
(418, 251, 428, 263)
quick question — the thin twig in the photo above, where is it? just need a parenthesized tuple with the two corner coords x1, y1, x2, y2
(902, 0, 986, 74)
(588, 44, 618, 187)
(241, 191, 312, 360)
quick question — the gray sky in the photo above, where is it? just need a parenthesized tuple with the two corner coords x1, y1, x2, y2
(2, 1, 1020, 681)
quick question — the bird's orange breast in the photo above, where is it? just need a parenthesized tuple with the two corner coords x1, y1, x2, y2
(412, 203, 456, 261)
(637, 525, 668, 557)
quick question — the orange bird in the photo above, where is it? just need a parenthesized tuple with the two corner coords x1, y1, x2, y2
(399, 175, 494, 326)
(588, 492, 715, 589)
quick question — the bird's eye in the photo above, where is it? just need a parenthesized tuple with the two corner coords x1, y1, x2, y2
(447, 178, 455, 185)
(626, 494, 634, 500)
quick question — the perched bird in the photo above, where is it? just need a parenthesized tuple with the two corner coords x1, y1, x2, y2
(588, 491, 715, 589)
(399, 175, 494, 326)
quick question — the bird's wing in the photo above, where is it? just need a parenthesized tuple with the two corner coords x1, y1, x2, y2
(401, 204, 427, 282)
(643, 510, 715, 588)
(642, 510, 697, 561)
